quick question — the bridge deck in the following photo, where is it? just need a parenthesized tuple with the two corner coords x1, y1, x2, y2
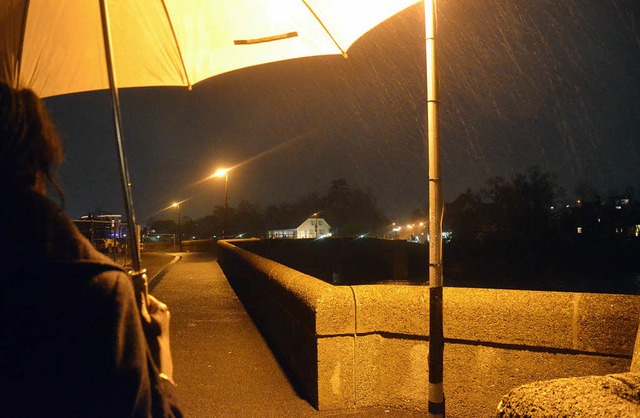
(148, 252, 425, 417)
(145, 251, 632, 417)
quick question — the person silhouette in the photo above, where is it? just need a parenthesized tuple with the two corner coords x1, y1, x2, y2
(0, 82, 183, 417)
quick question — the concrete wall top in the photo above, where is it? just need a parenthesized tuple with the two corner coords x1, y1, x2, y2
(230, 237, 427, 284)
(445, 288, 640, 356)
(220, 239, 640, 357)
(352, 285, 429, 336)
(220, 240, 355, 335)
(352, 285, 640, 357)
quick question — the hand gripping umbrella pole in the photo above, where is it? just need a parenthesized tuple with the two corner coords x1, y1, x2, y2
(99, 0, 148, 306)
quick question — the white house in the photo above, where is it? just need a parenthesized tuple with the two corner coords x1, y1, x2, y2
(268, 216, 332, 239)
(296, 216, 331, 238)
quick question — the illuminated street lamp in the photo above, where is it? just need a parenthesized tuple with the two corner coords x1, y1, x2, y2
(172, 202, 182, 252)
(313, 212, 319, 238)
(213, 168, 231, 238)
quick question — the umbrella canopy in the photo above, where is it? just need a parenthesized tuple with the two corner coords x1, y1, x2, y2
(2, 2, 444, 414)
(4, 5, 443, 399)
(1, 0, 418, 267)
(2, 0, 417, 98)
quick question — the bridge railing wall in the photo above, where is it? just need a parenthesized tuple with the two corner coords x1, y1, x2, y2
(142, 239, 217, 253)
(217, 238, 640, 412)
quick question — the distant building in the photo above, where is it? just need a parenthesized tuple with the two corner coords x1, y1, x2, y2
(268, 216, 332, 239)
(74, 213, 125, 239)
(73, 213, 126, 252)
(571, 195, 640, 238)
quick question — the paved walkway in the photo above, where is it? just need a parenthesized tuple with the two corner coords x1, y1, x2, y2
(145, 251, 638, 417)
(149, 252, 426, 418)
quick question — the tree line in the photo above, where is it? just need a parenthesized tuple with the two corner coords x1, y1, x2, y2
(146, 167, 640, 292)
(146, 178, 389, 240)
(437, 166, 640, 292)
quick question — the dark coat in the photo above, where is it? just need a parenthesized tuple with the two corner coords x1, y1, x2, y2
(0, 189, 182, 417)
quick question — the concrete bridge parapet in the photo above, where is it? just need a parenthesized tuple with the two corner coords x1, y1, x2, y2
(217, 238, 640, 413)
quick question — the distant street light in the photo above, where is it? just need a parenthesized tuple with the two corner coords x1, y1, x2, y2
(213, 168, 231, 238)
(172, 202, 182, 251)
(313, 212, 319, 238)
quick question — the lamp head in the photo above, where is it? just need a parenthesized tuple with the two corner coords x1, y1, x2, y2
(213, 168, 230, 178)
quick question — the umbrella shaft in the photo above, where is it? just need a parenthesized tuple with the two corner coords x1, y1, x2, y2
(99, 0, 141, 273)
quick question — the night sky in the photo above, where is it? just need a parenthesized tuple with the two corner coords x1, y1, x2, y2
(43, 1, 640, 224)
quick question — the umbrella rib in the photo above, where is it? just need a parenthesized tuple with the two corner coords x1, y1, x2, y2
(15, 0, 31, 87)
(234, 32, 298, 45)
(160, 0, 192, 89)
(301, 0, 348, 58)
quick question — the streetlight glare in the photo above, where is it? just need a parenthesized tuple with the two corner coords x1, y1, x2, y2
(211, 167, 232, 237)
(213, 168, 230, 178)
(172, 201, 182, 251)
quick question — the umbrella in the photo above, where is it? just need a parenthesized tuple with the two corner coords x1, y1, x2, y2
(0, 0, 417, 270)
(2, 1, 444, 415)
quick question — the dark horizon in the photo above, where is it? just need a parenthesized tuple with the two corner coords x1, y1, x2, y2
(44, 1, 640, 223)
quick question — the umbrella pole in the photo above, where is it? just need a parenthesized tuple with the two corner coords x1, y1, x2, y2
(424, 0, 445, 417)
(99, 0, 147, 302)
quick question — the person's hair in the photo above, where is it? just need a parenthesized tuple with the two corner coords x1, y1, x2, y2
(0, 82, 64, 200)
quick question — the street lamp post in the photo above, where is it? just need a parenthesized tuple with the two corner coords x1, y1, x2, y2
(213, 168, 230, 238)
(172, 202, 182, 252)
(313, 212, 319, 238)
(424, 0, 445, 417)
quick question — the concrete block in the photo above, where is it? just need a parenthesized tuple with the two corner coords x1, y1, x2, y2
(353, 334, 429, 411)
(445, 288, 575, 350)
(352, 285, 428, 336)
(632, 324, 640, 373)
(576, 293, 640, 356)
(445, 344, 631, 417)
(315, 286, 356, 336)
(496, 372, 640, 417)
(317, 336, 355, 410)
